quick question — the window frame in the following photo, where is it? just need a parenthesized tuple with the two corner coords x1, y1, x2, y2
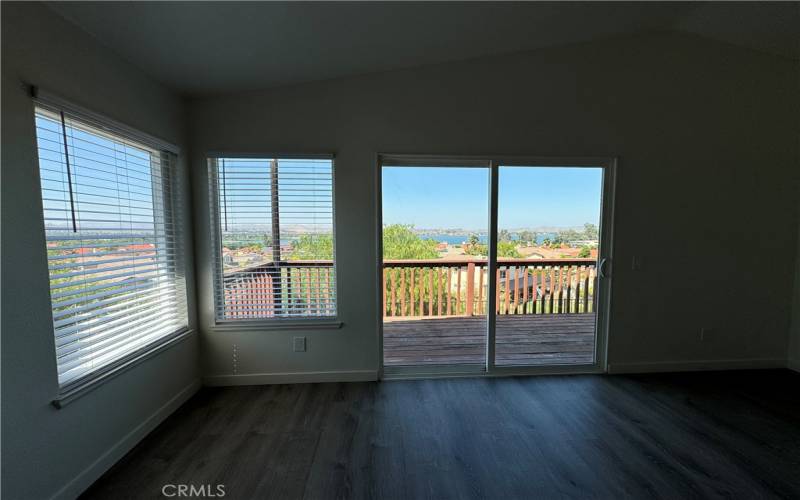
(31, 89, 191, 406)
(206, 153, 341, 329)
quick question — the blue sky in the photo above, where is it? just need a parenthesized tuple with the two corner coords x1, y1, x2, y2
(36, 111, 158, 235)
(382, 166, 602, 230)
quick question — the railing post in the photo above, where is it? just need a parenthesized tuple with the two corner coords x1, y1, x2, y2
(466, 262, 475, 316)
(522, 268, 529, 314)
(382, 267, 387, 317)
(390, 269, 396, 317)
(305, 267, 312, 315)
(583, 267, 590, 313)
(455, 267, 461, 314)
(446, 268, 453, 316)
(267, 263, 283, 317)
(436, 267, 443, 316)
(428, 269, 434, 316)
(495, 268, 501, 314)
(477, 264, 484, 315)
(503, 267, 510, 315)
(400, 269, 406, 316)
(418, 267, 424, 317)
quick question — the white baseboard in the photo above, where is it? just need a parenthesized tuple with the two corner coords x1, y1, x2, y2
(52, 379, 202, 500)
(788, 359, 800, 372)
(607, 358, 786, 374)
(203, 370, 378, 386)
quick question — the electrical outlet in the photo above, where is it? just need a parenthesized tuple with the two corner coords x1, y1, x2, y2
(293, 336, 307, 352)
(631, 255, 643, 271)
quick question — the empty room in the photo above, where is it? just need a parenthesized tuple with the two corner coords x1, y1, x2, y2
(2, 2, 799, 499)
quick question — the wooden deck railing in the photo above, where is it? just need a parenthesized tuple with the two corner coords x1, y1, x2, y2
(222, 261, 335, 318)
(383, 258, 597, 318)
(222, 258, 597, 319)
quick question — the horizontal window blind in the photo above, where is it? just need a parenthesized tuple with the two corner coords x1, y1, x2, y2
(34, 104, 187, 388)
(209, 157, 336, 320)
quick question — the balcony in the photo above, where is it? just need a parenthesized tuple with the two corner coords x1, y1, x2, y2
(383, 258, 597, 366)
(224, 258, 597, 366)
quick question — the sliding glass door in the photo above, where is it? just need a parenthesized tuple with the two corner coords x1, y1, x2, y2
(381, 162, 489, 372)
(379, 156, 614, 376)
(494, 165, 604, 367)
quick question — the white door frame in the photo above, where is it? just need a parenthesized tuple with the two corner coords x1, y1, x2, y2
(376, 154, 617, 380)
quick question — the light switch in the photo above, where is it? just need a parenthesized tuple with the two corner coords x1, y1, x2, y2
(293, 336, 307, 352)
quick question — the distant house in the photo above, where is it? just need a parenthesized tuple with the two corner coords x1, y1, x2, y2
(436, 242, 448, 252)
(125, 243, 155, 251)
(496, 268, 550, 298)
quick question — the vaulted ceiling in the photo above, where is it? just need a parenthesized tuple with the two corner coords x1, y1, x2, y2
(47, 1, 799, 96)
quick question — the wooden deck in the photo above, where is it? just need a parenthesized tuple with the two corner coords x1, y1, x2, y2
(383, 313, 596, 366)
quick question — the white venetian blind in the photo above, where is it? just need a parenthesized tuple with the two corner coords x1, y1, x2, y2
(209, 157, 336, 320)
(34, 104, 187, 388)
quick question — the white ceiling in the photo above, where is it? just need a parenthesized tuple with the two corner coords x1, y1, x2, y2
(47, 1, 799, 96)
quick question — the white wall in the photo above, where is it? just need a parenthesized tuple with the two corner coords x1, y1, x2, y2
(1, 3, 199, 499)
(189, 32, 799, 380)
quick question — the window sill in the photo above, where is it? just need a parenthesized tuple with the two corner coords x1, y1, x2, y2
(211, 319, 343, 332)
(52, 328, 194, 409)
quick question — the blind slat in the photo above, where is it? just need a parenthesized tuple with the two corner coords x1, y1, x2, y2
(57, 317, 185, 378)
(53, 285, 182, 326)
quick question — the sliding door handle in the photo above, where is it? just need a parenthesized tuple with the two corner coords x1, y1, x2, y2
(598, 258, 610, 279)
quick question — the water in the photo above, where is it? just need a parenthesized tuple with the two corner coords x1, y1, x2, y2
(418, 233, 557, 245)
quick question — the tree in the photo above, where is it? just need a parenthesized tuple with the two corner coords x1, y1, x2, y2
(578, 245, 591, 258)
(289, 234, 333, 260)
(497, 241, 521, 258)
(558, 229, 581, 245)
(382, 224, 439, 259)
(464, 240, 520, 258)
(498, 229, 512, 242)
(518, 230, 537, 246)
(583, 223, 599, 240)
(464, 242, 488, 257)
(464, 233, 487, 256)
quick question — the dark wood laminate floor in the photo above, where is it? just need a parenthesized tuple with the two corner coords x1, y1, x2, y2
(81, 370, 800, 500)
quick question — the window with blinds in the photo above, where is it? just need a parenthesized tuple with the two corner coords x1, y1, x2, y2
(34, 104, 187, 389)
(209, 157, 336, 320)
